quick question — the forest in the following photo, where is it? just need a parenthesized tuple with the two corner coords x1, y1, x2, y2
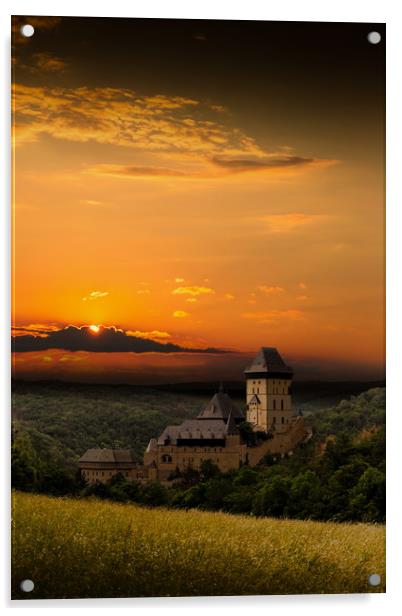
(11, 383, 385, 523)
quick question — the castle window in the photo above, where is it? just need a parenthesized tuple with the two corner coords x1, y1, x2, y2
(273, 400, 276, 410)
(281, 400, 284, 410)
(282, 417, 285, 424)
(273, 417, 276, 423)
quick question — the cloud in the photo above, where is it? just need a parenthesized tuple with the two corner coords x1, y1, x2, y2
(12, 323, 60, 337)
(89, 154, 336, 181)
(126, 330, 171, 341)
(242, 310, 304, 324)
(211, 154, 324, 172)
(31, 52, 68, 73)
(224, 293, 235, 300)
(91, 164, 196, 179)
(12, 84, 254, 156)
(175, 277, 185, 283)
(260, 213, 325, 233)
(79, 199, 105, 207)
(257, 285, 285, 295)
(299, 282, 307, 289)
(186, 298, 197, 303)
(297, 295, 308, 301)
(12, 84, 335, 181)
(82, 290, 109, 302)
(173, 311, 189, 318)
(12, 325, 224, 354)
(172, 286, 214, 297)
(137, 289, 150, 295)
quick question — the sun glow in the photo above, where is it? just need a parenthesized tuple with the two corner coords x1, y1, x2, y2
(89, 325, 100, 334)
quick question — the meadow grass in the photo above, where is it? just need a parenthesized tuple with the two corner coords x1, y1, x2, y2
(12, 491, 385, 599)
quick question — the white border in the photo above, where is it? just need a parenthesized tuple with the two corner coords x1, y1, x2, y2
(2, 1, 401, 614)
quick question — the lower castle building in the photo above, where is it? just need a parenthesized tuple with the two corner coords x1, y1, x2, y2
(79, 347, 309, 484)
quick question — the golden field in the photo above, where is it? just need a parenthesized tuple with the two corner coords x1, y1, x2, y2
(12, 491, 385, 599)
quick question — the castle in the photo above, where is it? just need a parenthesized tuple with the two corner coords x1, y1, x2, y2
(79, 347, 308, 484)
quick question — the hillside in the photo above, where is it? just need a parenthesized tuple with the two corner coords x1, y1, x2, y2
(11, 382, 208, 493)
(11, 385, 385, 524)
(12, 491, 385, 599)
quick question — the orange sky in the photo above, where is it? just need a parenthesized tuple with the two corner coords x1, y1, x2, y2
(11, 17, 385, 382)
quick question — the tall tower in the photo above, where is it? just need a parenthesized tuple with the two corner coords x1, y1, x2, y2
(244, 347, 293, 432)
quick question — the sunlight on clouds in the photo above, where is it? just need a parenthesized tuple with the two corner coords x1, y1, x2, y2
(173, 310, 189, 318)
(82, 291, 109, 301)
(257, 286, 285, 295)
(242, 310, 304, 325)
(260, 213, 325, 233)
(126, 330, 171, 340)
(172, 286, 214, 297)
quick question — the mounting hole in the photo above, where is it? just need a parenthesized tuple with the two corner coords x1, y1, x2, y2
(368, 573, 381, 586)
(20, 579, 34, 592)
(20, 24, 35, 38)
(367, 31, 381, 45)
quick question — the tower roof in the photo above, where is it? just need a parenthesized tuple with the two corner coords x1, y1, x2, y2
(245, 347, 293, 377)
(197, 391, 244, 421)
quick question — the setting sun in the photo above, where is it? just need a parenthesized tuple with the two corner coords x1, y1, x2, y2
(89, 325, 100, 334)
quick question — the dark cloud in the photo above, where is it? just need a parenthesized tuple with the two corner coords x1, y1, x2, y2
(98, 164, 192, 178)
(12, 325, 226, 354)
(211, 155, 317, 172)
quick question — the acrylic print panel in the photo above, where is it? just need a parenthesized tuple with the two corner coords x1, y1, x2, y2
(11, 16, 385, 599)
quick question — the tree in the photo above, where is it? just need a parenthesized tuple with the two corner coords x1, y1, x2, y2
(238, 422, 257, 446)
(285, 470, 323, 519)
(252, 476, 291, 517)
(199, 459, 220, 481)
(233, 466, 259, 486)
(139, 482, 169, 506)
(348, 466, 385, 522)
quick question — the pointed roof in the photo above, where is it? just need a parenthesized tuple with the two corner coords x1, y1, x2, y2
(245, 347, 293, 377)
(78, 448, 136, 464)
(197, 391, 244, 421)
(225, 410, 238, 435)
(145, 438, 157, 452)
(248, 394, 260, 404)
(157, 419, 228, 445)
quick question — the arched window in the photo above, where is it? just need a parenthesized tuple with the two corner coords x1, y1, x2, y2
(273, 399, 276, 410)
(281, 400, 284, 410)
(162, 454, 172, 463)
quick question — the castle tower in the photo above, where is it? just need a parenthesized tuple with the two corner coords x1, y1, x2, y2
(244, 347, 293, 432)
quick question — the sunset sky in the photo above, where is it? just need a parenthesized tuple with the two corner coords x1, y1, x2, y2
(12, 17, 385, 383)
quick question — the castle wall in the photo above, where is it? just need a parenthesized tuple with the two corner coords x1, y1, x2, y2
(152, 434, 247, 477)
(246, 417, 307, 466)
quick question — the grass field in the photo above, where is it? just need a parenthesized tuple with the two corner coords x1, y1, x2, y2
(12, 491, 385, 599)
